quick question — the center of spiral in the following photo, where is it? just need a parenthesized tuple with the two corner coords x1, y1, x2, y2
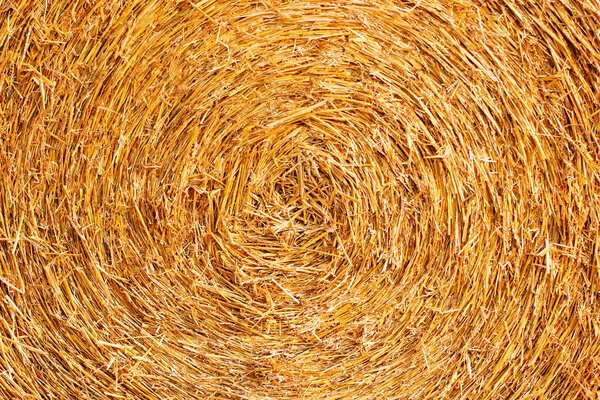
(227, 153, 341, 280)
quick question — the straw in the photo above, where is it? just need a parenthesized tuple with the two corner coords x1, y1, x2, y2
(0, 0, 599, 398)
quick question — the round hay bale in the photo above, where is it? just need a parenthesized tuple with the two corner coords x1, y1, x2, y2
(1, 0, 599, 399)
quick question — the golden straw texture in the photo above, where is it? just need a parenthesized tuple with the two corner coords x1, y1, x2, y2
(1, 0, 600, 399)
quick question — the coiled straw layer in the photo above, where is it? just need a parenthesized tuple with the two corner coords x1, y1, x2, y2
(1, 0, 600, 399)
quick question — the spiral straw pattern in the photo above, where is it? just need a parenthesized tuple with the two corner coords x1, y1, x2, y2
(1, 1, 600, 399)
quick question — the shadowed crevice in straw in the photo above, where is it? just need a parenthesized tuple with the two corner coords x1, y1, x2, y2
(1, 0, 600, 398)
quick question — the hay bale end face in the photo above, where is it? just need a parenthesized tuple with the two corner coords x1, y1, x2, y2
(1, 0, 600, 398)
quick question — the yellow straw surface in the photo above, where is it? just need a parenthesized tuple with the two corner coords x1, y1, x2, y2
(1, 0, 599, 399)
